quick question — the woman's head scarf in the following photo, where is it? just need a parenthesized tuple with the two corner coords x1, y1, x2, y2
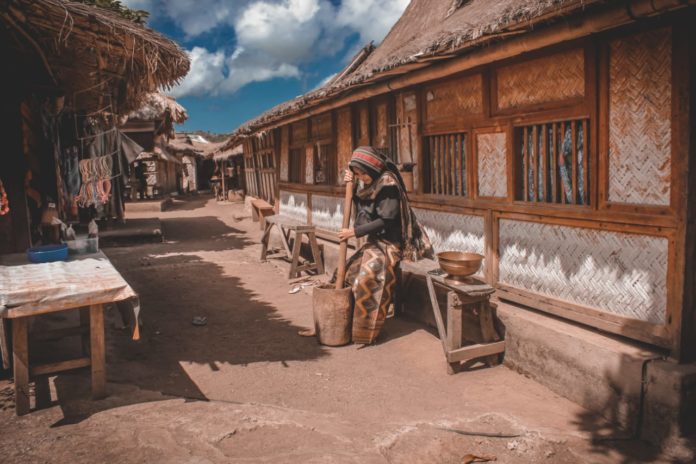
(349, 146, 407, 190)
(348, 146, 433, 261)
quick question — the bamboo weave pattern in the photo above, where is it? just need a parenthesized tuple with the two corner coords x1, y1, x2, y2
(312, 195, 343, 232)
(476, 132, 508, 198)
(498, 219, 668, 325)
(413, 208, 485, 276)
(279, 191, 308, 224)
(608, 28, 672, 206)
(497, 48, 584, 110)
(425, 74, 483, 123)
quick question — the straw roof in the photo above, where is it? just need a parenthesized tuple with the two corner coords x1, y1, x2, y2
(167, 133, 226, 158)
(225, 0, 603, 144)
(128, 93, 188, 124)
(1, 0, 189, 114)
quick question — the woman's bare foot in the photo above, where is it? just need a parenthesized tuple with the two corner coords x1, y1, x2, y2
(298, 328, 316, 337)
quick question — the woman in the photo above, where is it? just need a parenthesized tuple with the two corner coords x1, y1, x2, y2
(337, 146, 432, 344)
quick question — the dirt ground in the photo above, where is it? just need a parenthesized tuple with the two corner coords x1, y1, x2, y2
(0, 195, 673, 463)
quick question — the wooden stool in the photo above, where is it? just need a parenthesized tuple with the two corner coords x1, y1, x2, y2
(260, 215, 325, 279)
(400, 260, 505, 374)
(251, 199, 275, 230)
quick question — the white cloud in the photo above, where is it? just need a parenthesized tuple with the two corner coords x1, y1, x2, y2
(136, 0, 410, 97)
(235, 0, 326, 63)
(170, 46, 300, 98)
(336, 0, 411, 44)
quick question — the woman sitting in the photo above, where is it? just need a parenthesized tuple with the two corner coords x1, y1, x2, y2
(337, 146, 432, 344)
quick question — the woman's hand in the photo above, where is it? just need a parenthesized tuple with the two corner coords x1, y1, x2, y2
(343, 170, 354, 184)
(338, 228, 355, 241)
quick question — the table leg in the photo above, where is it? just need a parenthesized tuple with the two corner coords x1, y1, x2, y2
(308, 232, 324, 275)
(79, 307, 91, 356)
(35, 375, 51, 409)
(260, 222, 273, 261)
(479, 300, 502, 367)
(12, 318, 30, 415)
(0, 318, 10, 370)
(425, 276, 449, 357)
(89, 304, 106, 399)
(289, 231, 302, 279)
(446, 291, 462, 375)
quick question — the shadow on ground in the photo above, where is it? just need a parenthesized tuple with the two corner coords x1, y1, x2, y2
(167, 195, 212, 212)
(43, 213, 329, 425)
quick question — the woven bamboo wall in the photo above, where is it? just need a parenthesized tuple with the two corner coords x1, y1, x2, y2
(476, 132, 508, 198)
(608, 28, 672, 206)
(496, 48, 584, 110)
(280, 126, 289, 182)
(311, 194, 343, 233)
(413, 208, 485, 275)
(498, 219, 668, 324)
(279, 190, 308, 223)
(424, 74, 483, 125)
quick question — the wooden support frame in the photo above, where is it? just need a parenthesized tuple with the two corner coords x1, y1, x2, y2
(8, 303, 108, 416)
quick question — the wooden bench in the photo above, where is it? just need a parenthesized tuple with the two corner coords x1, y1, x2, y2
(260, 214, 325, 279)
(251, 199, 275, 230)
(400, 259, 505, 374)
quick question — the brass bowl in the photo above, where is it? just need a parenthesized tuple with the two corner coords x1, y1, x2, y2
(437, 251, 484, 280)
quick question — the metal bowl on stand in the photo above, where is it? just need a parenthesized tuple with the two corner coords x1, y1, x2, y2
(437, 251, 483, 282)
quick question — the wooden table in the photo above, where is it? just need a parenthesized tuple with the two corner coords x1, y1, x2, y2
(0, 252, 139, 415)
(401, 259, 505, 374)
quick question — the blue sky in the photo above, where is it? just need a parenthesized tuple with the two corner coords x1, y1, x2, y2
(123, 0, 410, 134)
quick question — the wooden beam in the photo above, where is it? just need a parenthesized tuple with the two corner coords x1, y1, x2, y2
(673, 16, 696, 362)
(447, 341, 506, 363)
(30, 357, 91, 376)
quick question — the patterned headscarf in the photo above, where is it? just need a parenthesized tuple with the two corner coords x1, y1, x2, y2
(349, 146, 433, 261)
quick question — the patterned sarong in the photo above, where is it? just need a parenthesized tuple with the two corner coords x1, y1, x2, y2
(344, 240, 402, 344)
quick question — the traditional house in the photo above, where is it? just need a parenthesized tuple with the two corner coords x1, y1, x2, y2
(0, 0, 188, 252)
(225, 0, 696, 452)
(167, 133, 230, 194)
(122, 93, 189, 199)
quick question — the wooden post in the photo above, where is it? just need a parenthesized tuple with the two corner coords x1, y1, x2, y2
(90, 304, 106, 399)
(335, 179, 354, 288)
(446, 291, 463, 374)
(35, 376, 51, 409)
(674, 18, 696, 362)
(12, 318, 30, 415)
(221, 160, 227, 201)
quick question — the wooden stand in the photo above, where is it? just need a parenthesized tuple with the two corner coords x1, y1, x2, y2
(401, 260, 505, 374)
(251, 199, 275, 231)
(10, 303, 107, 415)
(260, 215, 325, 279)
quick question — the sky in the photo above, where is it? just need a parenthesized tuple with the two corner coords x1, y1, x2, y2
(122, 0, 410, 134)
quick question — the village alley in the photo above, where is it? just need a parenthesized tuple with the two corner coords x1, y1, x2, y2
(0, 195, 670, 463)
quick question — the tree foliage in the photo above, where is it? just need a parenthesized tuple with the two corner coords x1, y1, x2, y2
(77, 0, 150, 24)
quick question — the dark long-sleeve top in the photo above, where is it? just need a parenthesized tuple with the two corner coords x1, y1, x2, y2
(353, 184, 402, 245)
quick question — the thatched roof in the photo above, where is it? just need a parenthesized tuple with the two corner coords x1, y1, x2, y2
(128, 93, 188, 124)
(1, 0, 189, 114)
(225, 0, 605, 145)
(167, 133, 226, 158)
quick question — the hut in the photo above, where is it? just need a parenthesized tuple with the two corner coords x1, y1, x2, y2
(0, 0, 189, 252)
(166, 133, 230, 194)
(227, 0, 696, 453)
(122, 93, 189, 200)
(210, 142, 245, 201)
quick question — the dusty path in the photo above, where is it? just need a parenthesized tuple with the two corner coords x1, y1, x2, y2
(0, 195, 667, 463)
